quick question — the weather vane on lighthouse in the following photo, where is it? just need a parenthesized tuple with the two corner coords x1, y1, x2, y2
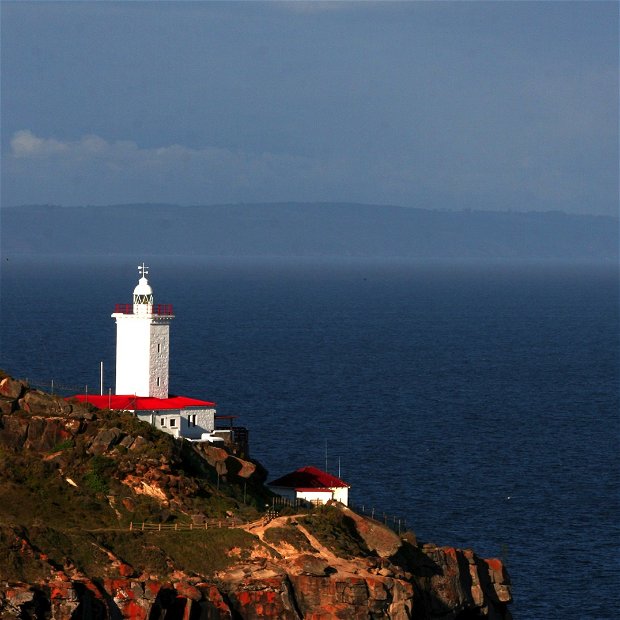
(138, 262, 149, 278)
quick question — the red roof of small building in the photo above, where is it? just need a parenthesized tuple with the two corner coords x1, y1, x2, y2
(268, 466, 350, 490)
(68, 394, 216, 411)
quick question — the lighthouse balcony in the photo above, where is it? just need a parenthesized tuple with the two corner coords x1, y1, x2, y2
(114, 303, 174, 315)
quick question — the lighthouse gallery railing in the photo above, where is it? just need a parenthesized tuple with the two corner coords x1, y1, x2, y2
(113, 303, 174, 315)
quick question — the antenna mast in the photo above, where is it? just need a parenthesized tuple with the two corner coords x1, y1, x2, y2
(325, 440, 328, 472)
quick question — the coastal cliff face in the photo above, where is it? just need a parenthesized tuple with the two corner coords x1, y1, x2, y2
(0, 373, 512, 619)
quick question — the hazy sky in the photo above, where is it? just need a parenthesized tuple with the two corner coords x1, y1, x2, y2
(1, 1, 618, 215)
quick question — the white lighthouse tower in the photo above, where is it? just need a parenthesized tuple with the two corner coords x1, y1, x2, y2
(111, 263, 174, 398)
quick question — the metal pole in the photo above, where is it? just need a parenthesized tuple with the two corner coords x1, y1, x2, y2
(325, 440, 328, 472)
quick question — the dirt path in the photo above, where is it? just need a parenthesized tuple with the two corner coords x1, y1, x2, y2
(242, 515, 365, 577)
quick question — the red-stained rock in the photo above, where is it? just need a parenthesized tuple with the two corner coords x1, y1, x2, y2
(423, 546, 475, 613)
(0, 376, 26, 400)
(5, 585, 36, 606)
(174, 582, 202, 602)
(290, 574, 376, 617)
(226, 577, 298, 619)
(144, 580, 162, 600)
(469, 562, 485, 607)
(118, 563, 135, 578)
(197, 584, 233, 619)
(485, 557, 509, 584)
(25, 417, 73, 451)
(106, 578, 135, 601)
(364, 576, 389, 601)
(0, 376, 512, 620)
(121, 599, 150, 620)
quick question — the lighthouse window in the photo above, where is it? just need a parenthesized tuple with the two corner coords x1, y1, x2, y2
(156, 376, 161, 387)
(157, 343, 161, 353)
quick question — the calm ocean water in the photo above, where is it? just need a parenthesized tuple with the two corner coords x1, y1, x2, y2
(1, 256, 618, 618)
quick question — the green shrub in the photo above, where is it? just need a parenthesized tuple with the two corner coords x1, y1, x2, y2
(300, 506, 371, 559)
(84, 455, 114, 494)
(50, 439, 74, 452)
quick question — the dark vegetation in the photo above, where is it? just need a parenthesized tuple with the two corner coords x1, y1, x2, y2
(300, 505, 371, 559)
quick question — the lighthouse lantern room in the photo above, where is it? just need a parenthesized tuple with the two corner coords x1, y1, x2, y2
(111, 263, 174, 399)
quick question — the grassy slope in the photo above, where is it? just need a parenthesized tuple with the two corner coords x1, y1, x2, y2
(0, 374, 274, 580)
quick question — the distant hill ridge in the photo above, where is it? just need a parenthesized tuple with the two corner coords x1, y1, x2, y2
(2, 202, 617, 259)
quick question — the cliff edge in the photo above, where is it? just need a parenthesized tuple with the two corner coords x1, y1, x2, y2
(0, 372, 512, 619)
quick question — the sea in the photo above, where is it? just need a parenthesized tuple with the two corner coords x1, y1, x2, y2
(1, 256, 618, 619)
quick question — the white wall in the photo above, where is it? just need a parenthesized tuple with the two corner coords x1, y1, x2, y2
(331, 486, 349, 506)
(115, 316, 151, 396)
(114, 314, 171, 398)
(268, 486, 348, 506)
(136, 407, 215, 440)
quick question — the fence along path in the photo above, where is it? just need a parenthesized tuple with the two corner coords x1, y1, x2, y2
(87, 505, 406, 535)
(272, 496, 409, 536)
(128, 517, 244, 532)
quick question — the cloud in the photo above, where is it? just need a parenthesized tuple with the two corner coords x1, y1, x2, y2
(3, 128, 615, 215)
(4, 130, 349, 206)
(9, 130, 289, 173)
(11, 130, 69, 158)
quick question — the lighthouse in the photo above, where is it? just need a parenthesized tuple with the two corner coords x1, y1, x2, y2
(111, 263, 174, 398)
(70, 263, 231, 445)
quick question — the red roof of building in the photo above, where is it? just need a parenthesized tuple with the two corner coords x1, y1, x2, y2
(68, 394, 216, 411)
(268, 466, 350, 490)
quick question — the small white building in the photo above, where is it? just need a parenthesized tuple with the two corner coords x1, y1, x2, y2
(268, 466, 350, 506)
(71, 393, 218, 441)
(71, 264, 222, 443)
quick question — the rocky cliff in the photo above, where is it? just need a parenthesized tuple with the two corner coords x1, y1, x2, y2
(0, 372, 512, 619)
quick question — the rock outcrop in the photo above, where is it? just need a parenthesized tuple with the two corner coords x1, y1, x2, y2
(1, 523, 512, 619)
(0, 372, 512, 619)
